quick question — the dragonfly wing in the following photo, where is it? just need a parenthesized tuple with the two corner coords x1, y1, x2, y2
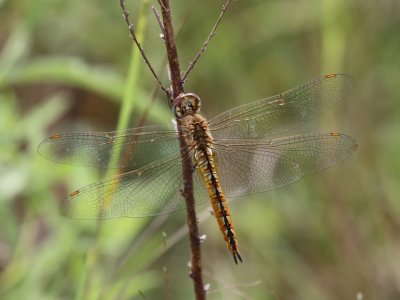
(38, 125, 180, 169)
(208, 74, 353, 139)
(213, 133, 357, 198)
(61, 155, 210, 219)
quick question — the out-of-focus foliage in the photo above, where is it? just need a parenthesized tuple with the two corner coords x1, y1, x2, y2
(1, 0, 399, 299)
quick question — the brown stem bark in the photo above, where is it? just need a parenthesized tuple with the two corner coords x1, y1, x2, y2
(159, 1, 206, 299)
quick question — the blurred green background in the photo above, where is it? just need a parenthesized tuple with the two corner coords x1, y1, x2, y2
(1, 0, 399, 299)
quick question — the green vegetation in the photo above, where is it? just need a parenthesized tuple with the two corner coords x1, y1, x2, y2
(1, 0, 399, 299)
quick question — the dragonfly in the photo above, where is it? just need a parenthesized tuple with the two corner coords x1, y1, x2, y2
(38, 73, 357, 264)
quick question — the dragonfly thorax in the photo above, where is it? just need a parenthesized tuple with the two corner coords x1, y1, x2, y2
(181, 114, 213, 150)
(173, 93, 201, 118)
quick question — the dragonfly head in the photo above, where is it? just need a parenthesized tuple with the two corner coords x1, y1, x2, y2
(173, 93, 201, 118)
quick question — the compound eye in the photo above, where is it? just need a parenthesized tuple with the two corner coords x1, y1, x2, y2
(187, 93, 201, 113)
(173, 105, 182, 118)
(172, 94, 184, 118)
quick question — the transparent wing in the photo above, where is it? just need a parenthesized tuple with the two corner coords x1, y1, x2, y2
(60, 156, 210, 219)
(208, 74, 354, 139)
(213, 133, 357, 198)
(38, 125, 180, 169)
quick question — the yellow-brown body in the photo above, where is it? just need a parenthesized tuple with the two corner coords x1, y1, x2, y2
(181, 112, 242, 263)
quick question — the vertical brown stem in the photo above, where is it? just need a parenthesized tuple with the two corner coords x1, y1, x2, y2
(159, 1, 206, 299)
(159, 0, 184, 100)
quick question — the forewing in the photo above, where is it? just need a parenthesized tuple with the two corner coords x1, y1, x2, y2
(213, 133, 357, 198)
(38, 125, 180, 169)
(208, 74, 353, 139)
(61, 156, 210, 219)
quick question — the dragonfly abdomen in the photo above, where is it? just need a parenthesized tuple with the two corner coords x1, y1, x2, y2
(194, 147, 242, 264)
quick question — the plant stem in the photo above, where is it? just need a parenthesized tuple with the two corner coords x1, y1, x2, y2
(159, 1, 205, 299)
(182, 0, 232, 83)
(120, 0, 168, 95)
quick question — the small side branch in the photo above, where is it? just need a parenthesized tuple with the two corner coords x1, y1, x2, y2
(152, 6, 165, 37)
(119, 0, 169, 96)
(181, 0, 232, 83)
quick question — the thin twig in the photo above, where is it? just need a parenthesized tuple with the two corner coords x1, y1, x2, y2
(132, 1, 198, 128)
(152, 5, 165, 37)
(181, 0, 232, 83)
(159, 1, 206, 299)
(119, 0, 169, 96)
(157, 0, 167, 11)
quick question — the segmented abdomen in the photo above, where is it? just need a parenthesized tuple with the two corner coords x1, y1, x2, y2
(194, 147, 242, 264)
